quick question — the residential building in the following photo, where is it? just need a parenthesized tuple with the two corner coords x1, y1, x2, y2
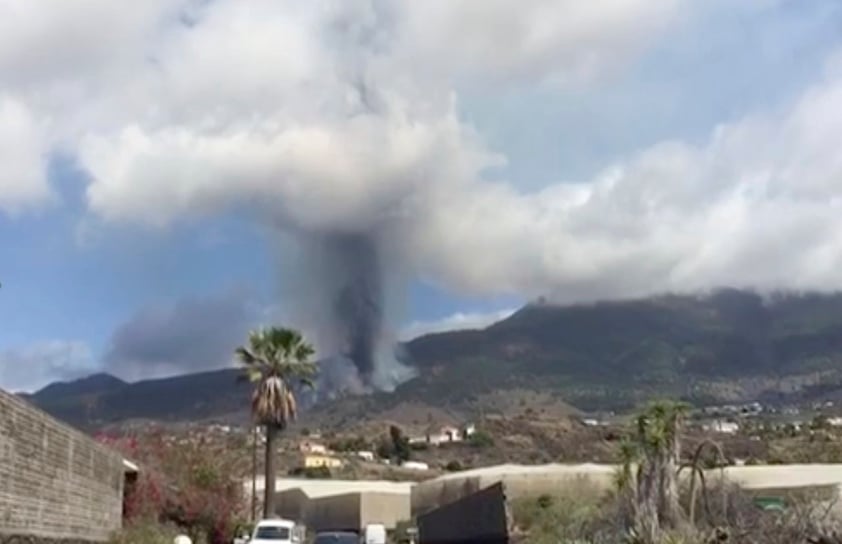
(703, 420, 739, 434)
(356, 450, 375, 462)
(304, 454, 344, 469)
(402, 461, 430, 471)
(299, 440, 328, 454)
(424, 425, 464, 446)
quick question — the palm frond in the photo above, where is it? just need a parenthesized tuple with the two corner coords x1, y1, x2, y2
(236, 325, 318, 425)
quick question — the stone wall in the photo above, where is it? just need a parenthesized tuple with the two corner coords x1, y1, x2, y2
(0, 389, 125, 542)
(0, 537, 93, 544)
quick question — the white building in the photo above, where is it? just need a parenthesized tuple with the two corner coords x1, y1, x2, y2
(402, 461, 430, 471)
(703, 420, 739, 434)
(356, 451, 376, 462)
(299, 441, 327, 454)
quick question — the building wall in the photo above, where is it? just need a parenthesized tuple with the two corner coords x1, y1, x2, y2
(303, 455, 343, 468)
(417, 483, 510, 544)
(293, 491, 411, 532)
(0, 389, 126, 543)
(305, 493, 362, 532)
(357, 492, 411, 530)
(411, 465, 616, 516)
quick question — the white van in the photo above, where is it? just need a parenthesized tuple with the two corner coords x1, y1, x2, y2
(363, 524, 386, 544)
(249, 519, 300, 544)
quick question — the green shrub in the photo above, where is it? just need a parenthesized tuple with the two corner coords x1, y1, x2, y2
(510, 484, 608, 544)
(109, 522, 179, 544)
(468, 430, 494, 448)
(445, 460, 463, 472)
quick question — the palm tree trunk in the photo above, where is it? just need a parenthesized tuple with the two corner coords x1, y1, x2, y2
(263, 424, 277, 518)
(252, 425, 258, 522)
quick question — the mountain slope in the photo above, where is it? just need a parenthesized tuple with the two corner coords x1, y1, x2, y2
(22, 288, 842, 429)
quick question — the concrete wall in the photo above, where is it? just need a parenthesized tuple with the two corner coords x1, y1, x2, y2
(412, 463, 842, 517)
(412, 464, 616, 516)
(418, 483, 510, 544)
(275, 488, 310, 522)
(275, 489, 411, 532)
(357, 492, 411, 530)
(0, 389, 126, 543)
(305, 493, 362, 532)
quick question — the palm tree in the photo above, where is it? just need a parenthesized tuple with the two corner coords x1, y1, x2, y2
(235, 327, 317, 519)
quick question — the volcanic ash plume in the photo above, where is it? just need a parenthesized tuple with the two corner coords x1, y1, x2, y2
(281, 229, 416, 393)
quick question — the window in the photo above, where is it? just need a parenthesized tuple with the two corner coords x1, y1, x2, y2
(314, 532, 359, 544)
(255, 526, 291, 540)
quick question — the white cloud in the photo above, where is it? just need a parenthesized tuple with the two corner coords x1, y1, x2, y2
(395, 0, 684, 87)
(415, 62, 842, 300)
(0, 340, 96, 393)
(400, 308, 517, 341)
(0, 96, 51, 214)
(7, 0, 842, 306)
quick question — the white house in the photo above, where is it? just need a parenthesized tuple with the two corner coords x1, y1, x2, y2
(425, 425, 463, 445)
(703, 420, 739, 434)
(402, 461, 430, 471)
(356, 450, 376, 462)
(299, 441, 328, 454)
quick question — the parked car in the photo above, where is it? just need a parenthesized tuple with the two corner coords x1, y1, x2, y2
(313, 531, 360, 544)
(246, 518, 301, 544)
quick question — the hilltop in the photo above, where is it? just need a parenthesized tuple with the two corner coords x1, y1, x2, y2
(22, 288, 842, 430)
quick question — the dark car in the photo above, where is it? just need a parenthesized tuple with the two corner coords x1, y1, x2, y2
(313, 531, 360, 544)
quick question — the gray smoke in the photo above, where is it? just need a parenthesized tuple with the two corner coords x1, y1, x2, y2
(278, 226, 416, 393)
(329, 233, 382, 382)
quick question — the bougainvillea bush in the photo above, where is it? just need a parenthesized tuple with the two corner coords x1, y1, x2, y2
(98, 430, 246, 544)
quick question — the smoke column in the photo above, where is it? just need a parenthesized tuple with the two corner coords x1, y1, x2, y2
(278, 226, 416, 393)
(330, 233, 382, 383)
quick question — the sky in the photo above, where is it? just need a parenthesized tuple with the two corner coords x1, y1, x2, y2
(2, 0, 842, 392)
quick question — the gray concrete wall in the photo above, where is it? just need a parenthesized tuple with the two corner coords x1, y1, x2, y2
(358, 492, 411, 530)
(305, 493, 362, 532)
(275, 488, 310, 522)
(0, 389, 126, 542)
(281, 490, 411, 532)
(412, 463, 842, 517)
(412, 465, 615, 516)
(417, 483, 510, 544)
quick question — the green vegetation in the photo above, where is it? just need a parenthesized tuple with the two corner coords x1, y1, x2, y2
(511, 399, 842, 544)
(235, 326, 318, 518)
(444, 460, 463, 471)
(511, 485, 607, 544)
(289, 465, 332, 479)
(109, 522, 180, 544)
(377, 425, 411, 463)
(328, 435, 369, 452)
(468, 430, 494, 448)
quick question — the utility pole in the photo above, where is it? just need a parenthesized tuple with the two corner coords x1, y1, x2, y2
(251, 424, 258, 522)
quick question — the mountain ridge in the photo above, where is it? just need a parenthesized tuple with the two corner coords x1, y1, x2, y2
(19, 288, 842, 430)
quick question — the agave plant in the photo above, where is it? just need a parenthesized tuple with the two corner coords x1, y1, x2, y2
(235, 327, 317, 518)
(618, 400, 690, 544)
